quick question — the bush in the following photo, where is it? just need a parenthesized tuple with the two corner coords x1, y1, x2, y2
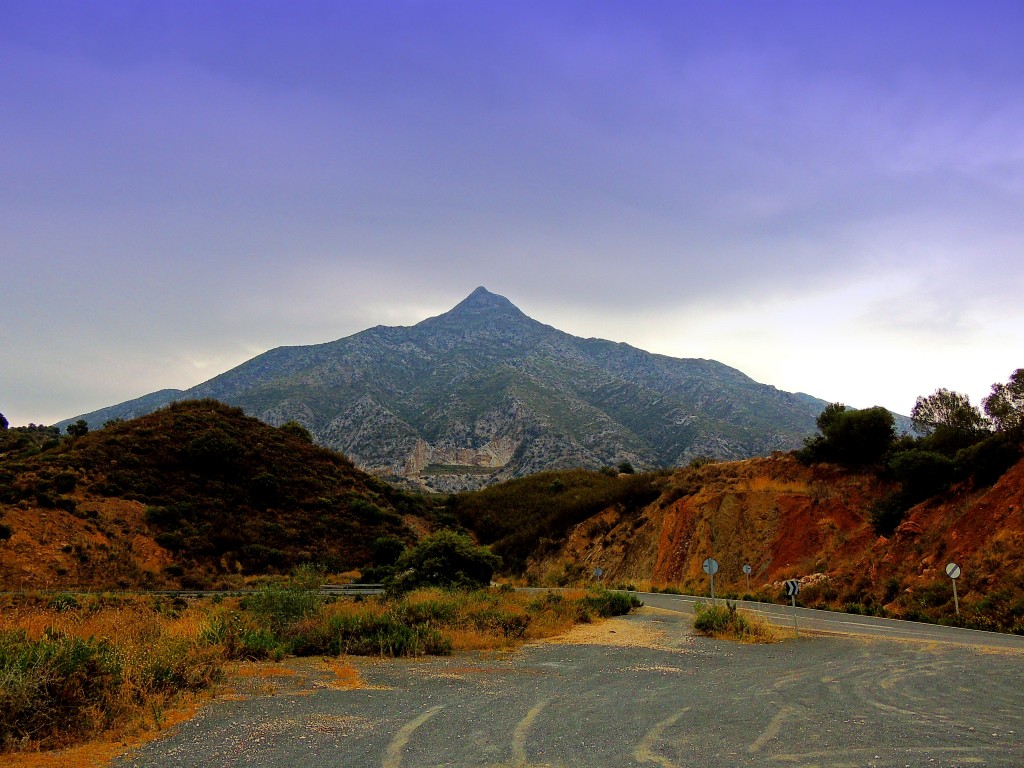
(868, 491, 911, 536)
(955, 433, 1022, 487)
(52, 472, 77, 493)
(888, 449, 954, 502)
(241, 583, 324, 636)
(799, 405, 896, 467)
(582, 589, 643, 618)
(372, 536, 407, 566)
(386, 530, 501, 594)
(692, 601, 776, 642)
(0, 629, 122, 750)
(692, 602, 778, 643)
(279, 421, 314, 444)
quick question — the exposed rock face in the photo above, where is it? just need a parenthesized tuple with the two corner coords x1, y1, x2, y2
(527, 453, 1024, 625)
(60, 287, 829, 490)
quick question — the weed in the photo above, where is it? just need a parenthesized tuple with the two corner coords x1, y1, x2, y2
(692, 601, 777, 643)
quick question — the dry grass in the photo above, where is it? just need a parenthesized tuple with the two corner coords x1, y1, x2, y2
(1, 586, 642, 759)
(691, 601, 779, 643)
(742, 476, 810, 494)
(0, 595, 225, 755)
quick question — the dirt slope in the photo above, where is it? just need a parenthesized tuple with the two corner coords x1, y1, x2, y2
(529, 452, 1024, 629)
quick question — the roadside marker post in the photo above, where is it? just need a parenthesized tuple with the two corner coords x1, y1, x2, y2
(742, 563, 751, 594)
(945, 562, 961, 617)
(703, 558, 719, 602)
(784, 579, 800, 637)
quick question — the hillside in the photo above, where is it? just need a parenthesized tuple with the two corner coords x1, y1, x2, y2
(61, 287, 830, 490)
(512, 450, 1024, 630)
(0, 401, 441, 590)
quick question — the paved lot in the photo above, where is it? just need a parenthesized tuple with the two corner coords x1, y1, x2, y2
(114, 609, 1024, 768)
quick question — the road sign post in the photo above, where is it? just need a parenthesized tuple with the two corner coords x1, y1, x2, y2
(945, 562, 961, 617)
(742, 563, 752, 594)
(703, 558, 719, 602)
(784, 579, 800, 637)
(594, 567, 604, 586)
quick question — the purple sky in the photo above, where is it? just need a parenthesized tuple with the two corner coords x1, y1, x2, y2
(3, 1, 1023, 426)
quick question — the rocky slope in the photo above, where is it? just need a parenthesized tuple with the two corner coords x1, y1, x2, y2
(60, 288, 830, 490)
(524, 451, 1024, 629)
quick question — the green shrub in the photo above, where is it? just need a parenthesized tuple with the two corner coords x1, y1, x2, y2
(0, 629, 123, 750)
(582, 589, 643, 618)
(386, 530, 501, 594)
(48, 593, 80, 612)
(888, 449, 954, 502)
(52, 472, 78, 493)
(867, 491, 911, 536)
(955, 433, 1022, 487)
(241, 583, 324, 635)
(692, 601, 776, 642)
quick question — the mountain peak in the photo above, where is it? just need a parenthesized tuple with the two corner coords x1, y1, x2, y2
(453, 286, 518, 313)
(427, 287, 533, 326)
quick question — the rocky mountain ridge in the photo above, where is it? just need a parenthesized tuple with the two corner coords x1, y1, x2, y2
(61, 287, 829, 490)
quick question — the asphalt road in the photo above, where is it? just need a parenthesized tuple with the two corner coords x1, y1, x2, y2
(636, 591, 1024, 651)
(113, 607, 1024, 768)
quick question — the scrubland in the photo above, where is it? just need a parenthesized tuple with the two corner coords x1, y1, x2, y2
(0, 585, 640, 756)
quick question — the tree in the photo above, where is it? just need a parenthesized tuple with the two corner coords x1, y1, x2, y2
(815, 402, 848, 433)
(386, 530, 501, 594)
(911, 389, 987, 435)
(983, 368, 1024, 432)
(66, 419, 89, 437)
(0, 412, 7, 430)
(800, 404, 896, 467)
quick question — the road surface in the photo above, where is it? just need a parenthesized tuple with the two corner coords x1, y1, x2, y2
(113, 605, 1024, 767)
(637, 590, 1024, 651)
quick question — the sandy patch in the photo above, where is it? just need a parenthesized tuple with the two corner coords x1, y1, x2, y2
(539, 613, 686, 651)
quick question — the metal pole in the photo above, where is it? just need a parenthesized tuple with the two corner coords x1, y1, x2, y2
(745, 572, 750, 594)
(952, 578, 960, 617)
(710, 572, 715, 603)
(791, 594, 799, 637)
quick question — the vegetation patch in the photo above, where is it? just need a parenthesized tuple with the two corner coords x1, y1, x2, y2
(691, 601, 778, 643)
(452, 468, 666, 572)
(0, 582, 639, 756)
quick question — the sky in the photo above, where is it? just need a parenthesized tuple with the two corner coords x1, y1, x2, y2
(2, 0, 1023, 427)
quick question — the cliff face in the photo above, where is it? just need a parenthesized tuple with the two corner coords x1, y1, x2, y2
(60, 288, 828, 490)
(530, 453, 1024, 627)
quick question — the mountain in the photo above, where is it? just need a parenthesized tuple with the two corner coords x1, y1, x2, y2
(0, 400, 440, 589)
(60, 287, 830, 490)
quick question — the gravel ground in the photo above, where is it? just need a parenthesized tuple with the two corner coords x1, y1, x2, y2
(112, 609, 1024, 768)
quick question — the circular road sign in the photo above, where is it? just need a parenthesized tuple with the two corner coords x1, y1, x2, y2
(742, 564, 752, 575)
(702, 558, 719, 575)
(945, 562, 961, 579)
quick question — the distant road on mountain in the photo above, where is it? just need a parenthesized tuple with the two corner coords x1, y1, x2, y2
(60, 287, 829, 490)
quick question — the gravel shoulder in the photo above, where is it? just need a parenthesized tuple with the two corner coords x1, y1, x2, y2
(113, 608, 1024, 767)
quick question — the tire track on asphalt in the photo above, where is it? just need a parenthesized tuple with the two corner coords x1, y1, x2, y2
(512, 697, 551, 767)
(382, 705, 443, 768)
(633, 707, 691, 767)
(748, 705, 798, 754)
